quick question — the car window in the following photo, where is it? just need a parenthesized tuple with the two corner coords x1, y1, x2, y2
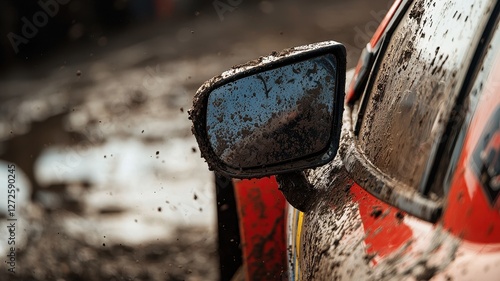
(357, 0, 496, 191)
(440, 22, 500, 196)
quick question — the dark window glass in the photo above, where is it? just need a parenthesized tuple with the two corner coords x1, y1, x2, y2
(440, 23, 500, 196)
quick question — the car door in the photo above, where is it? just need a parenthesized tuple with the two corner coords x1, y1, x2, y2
(290, 0, 500, 280)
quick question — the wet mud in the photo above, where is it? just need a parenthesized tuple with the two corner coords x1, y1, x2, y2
(358, 0, 464, 189)
(0, 215, 217, 281)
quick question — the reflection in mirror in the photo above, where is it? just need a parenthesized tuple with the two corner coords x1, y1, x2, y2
(206, 54, 337, 168)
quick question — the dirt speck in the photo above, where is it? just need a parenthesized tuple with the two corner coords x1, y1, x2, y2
(370, 206, 383, 218)
(194, 193, 198, 200)
(396, 211, 404, 221)
(487, 224, 494, 235)
(409, 0, 425, 25)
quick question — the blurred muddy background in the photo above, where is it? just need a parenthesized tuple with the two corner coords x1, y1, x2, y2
(0, 0, 389, 280)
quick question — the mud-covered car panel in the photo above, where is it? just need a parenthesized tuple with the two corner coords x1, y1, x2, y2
(357, 0, 496, 192)
(299, 156, 461, 280)
(296, 0, 500, 280)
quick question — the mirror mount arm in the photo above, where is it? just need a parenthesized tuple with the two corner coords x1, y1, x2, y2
(276, 171, 316, 212)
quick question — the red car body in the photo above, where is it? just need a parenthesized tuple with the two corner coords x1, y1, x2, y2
(229, 0, 500, 280)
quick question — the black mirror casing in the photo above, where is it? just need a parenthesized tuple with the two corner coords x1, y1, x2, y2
(189, 41, 346, 178)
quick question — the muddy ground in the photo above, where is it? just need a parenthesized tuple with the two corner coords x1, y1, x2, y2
(0, 0, 389, 280)
(5, 216, 216, 281)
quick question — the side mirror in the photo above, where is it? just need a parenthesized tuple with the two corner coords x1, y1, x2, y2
(189, 41, 346, 178)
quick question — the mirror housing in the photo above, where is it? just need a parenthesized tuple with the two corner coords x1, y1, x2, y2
(190, 41, 346, 178)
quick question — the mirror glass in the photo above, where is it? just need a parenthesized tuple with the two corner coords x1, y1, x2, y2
(206, 54, 337, 168)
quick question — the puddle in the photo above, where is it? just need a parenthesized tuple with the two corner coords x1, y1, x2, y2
(0, 135, 215, 253)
